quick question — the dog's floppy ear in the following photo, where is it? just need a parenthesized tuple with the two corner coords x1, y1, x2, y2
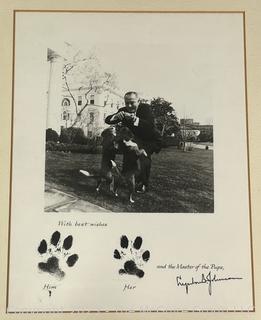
(101, 127, 116, 148)
(101, 128, 110, 138)
(101, 127, 115, 138)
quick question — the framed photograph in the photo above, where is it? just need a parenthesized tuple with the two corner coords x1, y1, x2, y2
(0, 1, 260, 319)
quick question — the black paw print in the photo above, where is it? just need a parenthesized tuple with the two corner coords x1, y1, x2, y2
(113, 235, 150, 278)
(37, 231, 79, 279)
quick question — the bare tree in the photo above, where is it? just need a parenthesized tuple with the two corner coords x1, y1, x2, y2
(62, 48, 118, 128)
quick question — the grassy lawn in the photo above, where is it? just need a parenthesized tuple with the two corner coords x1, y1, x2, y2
(45, 147, 214, 213)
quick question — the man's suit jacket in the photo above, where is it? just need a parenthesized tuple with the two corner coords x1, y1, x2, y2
(105, 103, 162, 154)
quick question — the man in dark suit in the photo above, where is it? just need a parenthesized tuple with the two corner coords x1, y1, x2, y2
(105, 91, 162, 193)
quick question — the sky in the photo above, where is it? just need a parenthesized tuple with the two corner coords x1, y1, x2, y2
(43, 12, 244, 125)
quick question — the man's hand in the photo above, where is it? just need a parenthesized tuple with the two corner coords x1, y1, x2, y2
(111, 111, 137, 123)
(113, 111, 125, 121)
(122, 112, 137, 122)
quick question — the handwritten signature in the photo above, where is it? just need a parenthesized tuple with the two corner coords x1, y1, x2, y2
(176, 271, 242, 295)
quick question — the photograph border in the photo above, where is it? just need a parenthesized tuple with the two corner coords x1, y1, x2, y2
(5, 8, 255, 314)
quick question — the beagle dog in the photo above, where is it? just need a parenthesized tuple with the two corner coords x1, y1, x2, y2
(116, 126, 147, 203)
(96, 126, 119, 195)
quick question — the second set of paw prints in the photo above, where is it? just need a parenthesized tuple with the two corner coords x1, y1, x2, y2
(38, 231, 150, 280)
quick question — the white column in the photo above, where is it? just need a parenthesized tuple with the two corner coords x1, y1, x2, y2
(46, 49, 63, 135)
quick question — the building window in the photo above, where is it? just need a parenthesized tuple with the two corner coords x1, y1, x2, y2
(62, 111, 69, 120)
(89, 112, 95, 123)
(90, 94, 95, 105)
(62, 98, 70, 106)
(104, 101, 107, 106)
(78, 96, 82, 106)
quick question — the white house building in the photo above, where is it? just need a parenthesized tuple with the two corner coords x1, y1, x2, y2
(61, 87, 124, 137)
(46, 47, 124, 137)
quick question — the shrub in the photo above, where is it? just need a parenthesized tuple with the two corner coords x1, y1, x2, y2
(46, 128, 59, 142)
(198, 132, 213, 143)
(60, 127, 87, 144)
(46, 141, 102, 154)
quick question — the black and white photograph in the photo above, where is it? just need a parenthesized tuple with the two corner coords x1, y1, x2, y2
(44, 13, 214, 213)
